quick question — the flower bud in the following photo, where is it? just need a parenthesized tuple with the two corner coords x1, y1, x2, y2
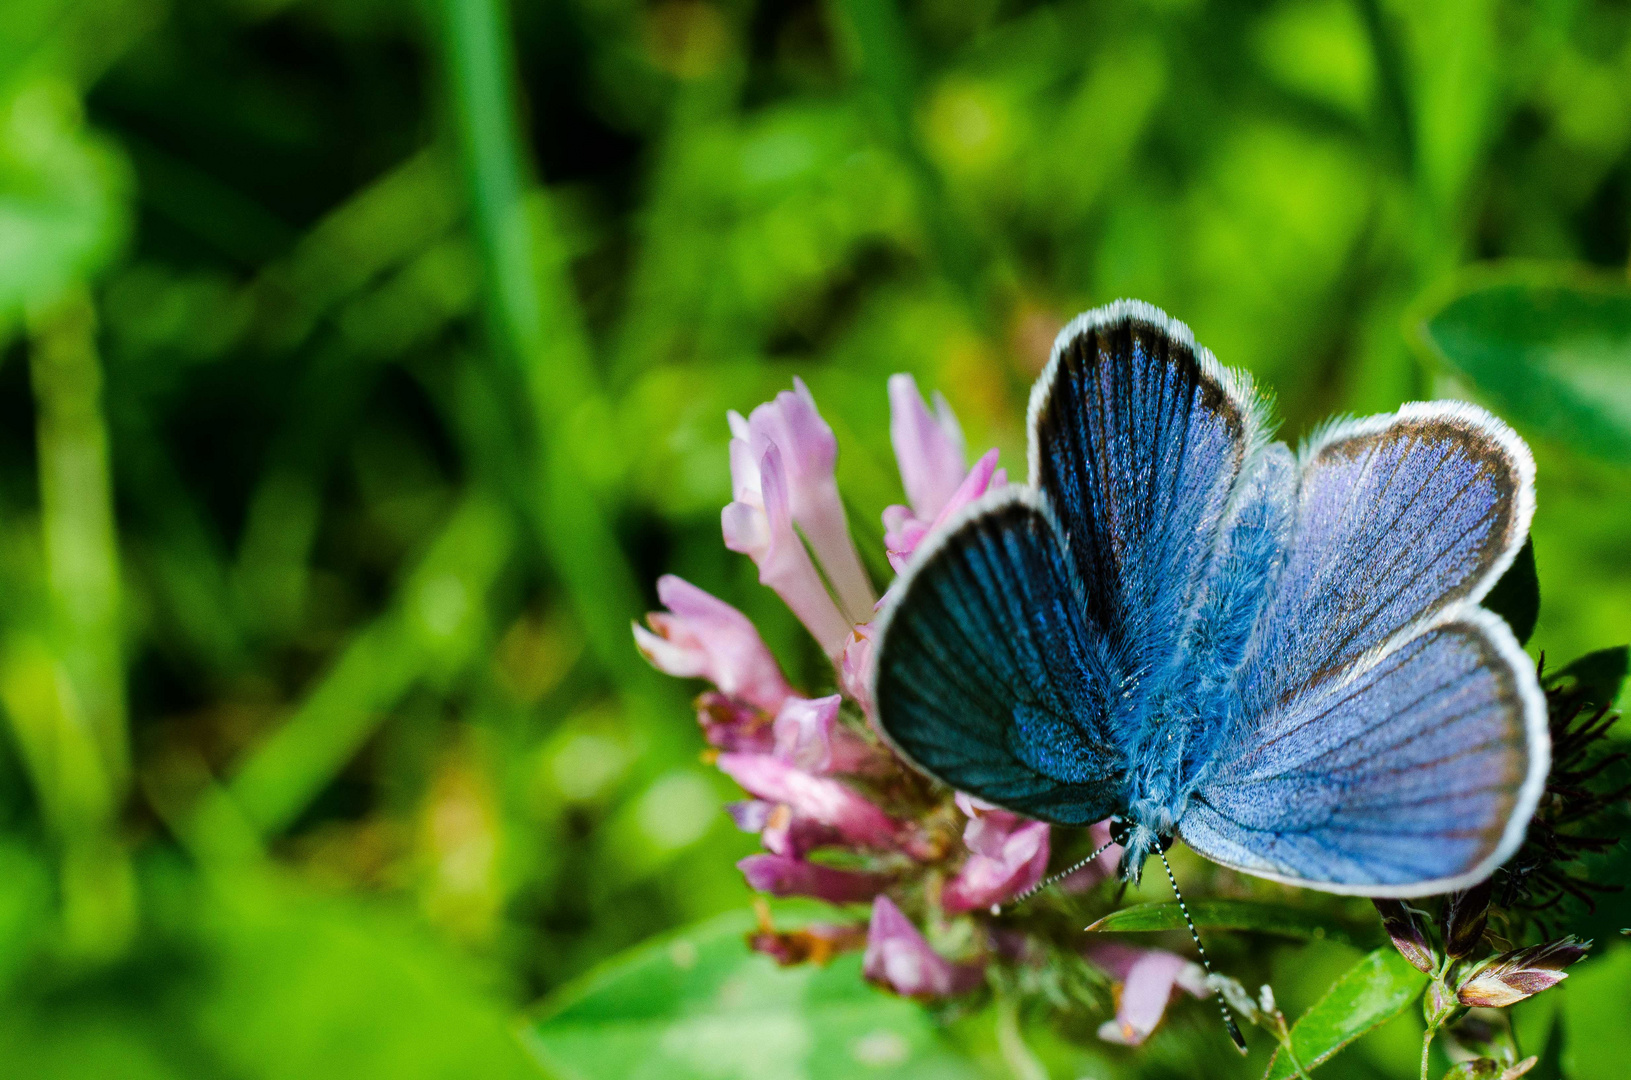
(1424, 977, 1460, 1028)
(1437, 1058, 1538, 1080)
(1456, 937, 1590, 1008)
(1441, 879, 1495, 959)
(1373, 898, 1437, 974)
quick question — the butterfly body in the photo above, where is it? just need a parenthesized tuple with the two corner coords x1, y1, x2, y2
(873, 301, 1548, 898)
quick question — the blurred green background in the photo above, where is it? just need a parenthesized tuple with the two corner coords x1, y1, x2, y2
(1, 0, 1628, 1077)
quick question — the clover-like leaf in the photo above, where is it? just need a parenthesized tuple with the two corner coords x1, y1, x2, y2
(1263, 948, 1430, 1080)
(1417, 264, 1631, 465)
(525, 904, 979, 1080)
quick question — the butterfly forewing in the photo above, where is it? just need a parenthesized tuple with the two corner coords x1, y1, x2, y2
(872, 490, 1122, 825)
(1237, 402, 1536, 717)
(1027, 302, 1264, 684)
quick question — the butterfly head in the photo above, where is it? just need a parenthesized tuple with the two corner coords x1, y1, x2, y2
(1108, 810, 1176, 885)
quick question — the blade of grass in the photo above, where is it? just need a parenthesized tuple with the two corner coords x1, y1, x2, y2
(1087, 900, 1378, 948)
(22, 287, 135, 956)
(437, 0, 654, 686)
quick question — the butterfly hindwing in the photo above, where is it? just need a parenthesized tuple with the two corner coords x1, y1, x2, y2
(872, 490, 1122, 825)
(1028, 301, 1264, 680)
(1183, 607, 1547, 895)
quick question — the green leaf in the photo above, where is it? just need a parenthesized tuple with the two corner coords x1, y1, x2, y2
(1417, 263, 1631, 465)
(1483, 536, 1539, 645)
(1086, 900, 1376, 947)
(524, 906, 979, 1080)
(1263, 948, 1429, 1080)
(1546, 645, 1629, 710)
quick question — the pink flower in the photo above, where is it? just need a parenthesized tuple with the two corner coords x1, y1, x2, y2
(888, 374, 966, 520)
(695, 692, 777, 753)
(772, 694, 879, 774)
(838, 624, 877, 722)
(729, 381, 875, 625)
(716, 752, 900, 849)
(634, 575, 795, 713)
(884, 448, 1005, 572)
(728, 799, 844, 856)
(738, 854, 888, 903)
(942, 796, 1051, 914)
(760, 804, 843, 857)
(863, 895, 985, 997)
(1086, 943, 1210, 1046)
(724, 442, 853, 658)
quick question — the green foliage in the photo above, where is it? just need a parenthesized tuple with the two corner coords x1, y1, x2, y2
(1485, 539, 1541, 646)
(1419, 267, 1631, 465)
(526, 905, 977, 1080)
(0, 0, 1624, 1076)
(1088, 900, 1378, 948)
(1264, 950, 1432, 1080)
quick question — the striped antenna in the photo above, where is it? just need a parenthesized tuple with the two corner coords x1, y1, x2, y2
(1155, 846, 1247, 1054)
(990, 837, 1118, 915)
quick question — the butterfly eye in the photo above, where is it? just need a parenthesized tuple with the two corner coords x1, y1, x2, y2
(1107, 817, 1133, 846)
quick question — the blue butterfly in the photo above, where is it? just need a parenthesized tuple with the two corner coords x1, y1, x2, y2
(872, 300, 1550, 898)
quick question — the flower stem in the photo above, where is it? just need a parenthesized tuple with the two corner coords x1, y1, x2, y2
(21, 288, 135, 958)
(1420, 1025, 1436, 1080)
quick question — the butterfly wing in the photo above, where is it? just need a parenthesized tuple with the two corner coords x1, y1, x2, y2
(876, 301, 1268, 821)
(1183, 404, 1547, 896)
(871, 490, 1122, 825)
(1239, 402, 1536, 715)
(1028, 301, 1266, 679)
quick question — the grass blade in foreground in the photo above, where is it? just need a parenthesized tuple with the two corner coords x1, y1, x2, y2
(525, 905, 977, 1080)
(1263, 948, 1429, 1080)
(1087, 901, 1376, 948)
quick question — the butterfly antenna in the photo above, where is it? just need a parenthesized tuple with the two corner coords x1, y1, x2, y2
(1155, 846, 1247, 1054)
(992, 838, 1118, 915)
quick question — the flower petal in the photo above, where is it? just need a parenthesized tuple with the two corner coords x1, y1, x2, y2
(744, 381, 875, 623)
(863, 895, 984, 997)
(634, 575, 795, 713)
(884, 447, 1001, 571)
(942, 819, 1050, 914)
(716, 752, 900, 849)
(724, 445, 852, 657)
(888, 373, 966, 520)
(772, 694, 880, 774)
(738, 854, 887, 903)
(1087, 944, 1208, 1046)
(838, 624, 877, 721)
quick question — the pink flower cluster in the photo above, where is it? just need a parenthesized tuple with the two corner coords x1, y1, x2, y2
(636, 373, 1211, 1043)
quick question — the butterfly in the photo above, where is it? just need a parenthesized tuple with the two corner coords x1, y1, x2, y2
(871, 300, 1550, 898)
